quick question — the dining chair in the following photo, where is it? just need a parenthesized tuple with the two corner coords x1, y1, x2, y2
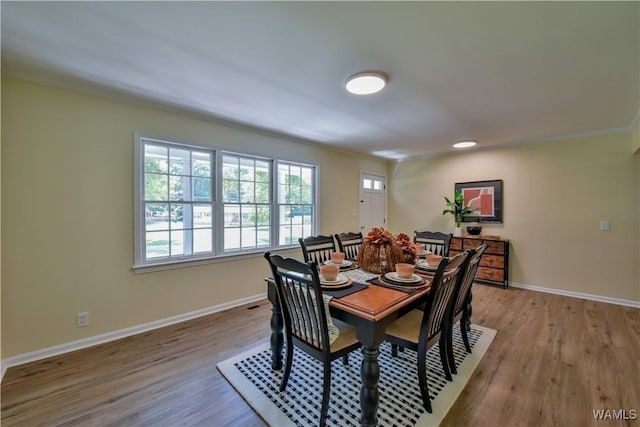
(414, 230, 453, 256)
(446, 243, 488, 375)
(299, 234, 337, 264)
(263, 252, 361, 426)
(384, 251, 470, 413)
(334, 231, 364, 260)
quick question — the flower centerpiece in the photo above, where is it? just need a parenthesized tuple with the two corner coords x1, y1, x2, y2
(443, 190, 475, 236)
(396, 232, 418, 264)
(357, 227, 403, 274)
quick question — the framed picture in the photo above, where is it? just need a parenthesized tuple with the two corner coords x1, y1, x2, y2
(455, 180, 503, 223)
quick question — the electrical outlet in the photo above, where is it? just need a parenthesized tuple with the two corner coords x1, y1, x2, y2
(76, 312, 89, 327)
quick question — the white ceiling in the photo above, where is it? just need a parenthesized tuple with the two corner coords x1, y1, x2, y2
(2, 1, 638, 160)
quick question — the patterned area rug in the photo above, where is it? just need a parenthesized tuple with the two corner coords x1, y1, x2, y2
(217, 324, 495, 426)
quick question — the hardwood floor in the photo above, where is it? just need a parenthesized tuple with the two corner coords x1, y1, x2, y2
(2, 285, 638, 426)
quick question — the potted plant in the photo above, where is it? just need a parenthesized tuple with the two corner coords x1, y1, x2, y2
(443, 190, 475, 237)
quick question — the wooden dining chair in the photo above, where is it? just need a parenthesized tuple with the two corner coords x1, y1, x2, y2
(334, 231, 363, 260)
(384, 251, 469, 413)
(299, 234, 337, 264)
(446, 243, 488, 375)
(414, 230, 453, 256)
(263, 252, 361, 426)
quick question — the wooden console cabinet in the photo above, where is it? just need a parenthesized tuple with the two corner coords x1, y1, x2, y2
(450, 236, 510, 288)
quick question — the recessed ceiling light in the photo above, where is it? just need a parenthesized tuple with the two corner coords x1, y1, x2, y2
(453, 140, 477, 148)
(345, 71, 388, 95)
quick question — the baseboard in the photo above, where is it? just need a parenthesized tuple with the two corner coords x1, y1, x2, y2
(1, 292, 268, 381)
(510, 282, 640, 308)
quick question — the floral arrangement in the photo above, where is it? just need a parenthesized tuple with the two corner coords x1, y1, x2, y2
(356, 227, 404, 274)
(396, 232, 418, 263)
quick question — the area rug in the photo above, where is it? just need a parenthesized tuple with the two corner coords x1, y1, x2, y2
(217, 324, 495, 426)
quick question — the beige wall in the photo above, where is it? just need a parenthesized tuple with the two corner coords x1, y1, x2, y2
(0, 77, 387, 358)
(388, 131, 639, 302)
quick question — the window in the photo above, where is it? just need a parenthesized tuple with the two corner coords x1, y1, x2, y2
(278, 162, 315, 246)
(222, 154, 271, 252)
(134, 134, 317, 269)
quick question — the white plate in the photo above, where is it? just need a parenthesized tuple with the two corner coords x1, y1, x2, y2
(416, 260, 438, 270)
(384, 272, 422, 283)
(320, 274, 349, 285)
(416, 251, 432, 257)
(324, 260, 353, 267)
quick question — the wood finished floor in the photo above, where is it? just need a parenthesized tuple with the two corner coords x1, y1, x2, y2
(2, 284, 638, 427)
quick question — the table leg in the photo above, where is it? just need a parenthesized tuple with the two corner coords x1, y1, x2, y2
(359, 345, 380, 427)
(270, 297, 284, 370)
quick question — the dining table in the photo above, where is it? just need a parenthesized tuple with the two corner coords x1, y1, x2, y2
(266, 265, 435, 427)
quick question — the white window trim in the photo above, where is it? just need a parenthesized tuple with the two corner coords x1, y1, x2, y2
(133, 132, 318, 273)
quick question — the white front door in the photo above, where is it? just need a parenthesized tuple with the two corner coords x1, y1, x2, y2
(359, 172, 386, 235)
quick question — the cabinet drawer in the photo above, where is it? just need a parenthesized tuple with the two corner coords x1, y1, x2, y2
(462, 238, 484, 250)
(450, 238, 462, 251)
(484, 240, 506, 255)
(476, 267, 504, 282)
(480, 254, 504, 269)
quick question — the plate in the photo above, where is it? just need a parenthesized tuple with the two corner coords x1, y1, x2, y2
(416, 250, 431, 257)
(321, 279, 353, 290)
(320, 274, 349, 285)
(416, 260, 438, 270)
(324, 260, 354, 268)
(384, 272, 423, 283)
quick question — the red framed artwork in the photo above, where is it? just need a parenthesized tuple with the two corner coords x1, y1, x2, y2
(455, 180, 503, 223)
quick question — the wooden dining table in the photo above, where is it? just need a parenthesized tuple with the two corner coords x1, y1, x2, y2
(266, 271, 432, 427)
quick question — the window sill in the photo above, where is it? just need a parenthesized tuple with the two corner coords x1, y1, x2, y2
(133, 246, 300, 274)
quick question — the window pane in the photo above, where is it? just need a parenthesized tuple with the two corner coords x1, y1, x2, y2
(223, 179, 239, 202)
(170, 204, 186, 230)
(256, 206, 270, 226)
(192, 151, 211, 177)
(257, 227, 270, 247)
(171, 230, 186, 256)
(169, 175, 185, 200)
(224, 227, 240, 250)
(256, 161, 269, 182)
(279, 224, 292, 245)
(145, 203, 169, 231)
(193, 228, 212, 253)
(239, 157, 255, 181)
(146, 231, 169, 259)
(223, 155, 238, 178)
(256, 182, 269, 203)
(193, 204, 212, 228)
(240, 181, 254, 203)
(241, 227, 256, 248)
(224, 205, 240, 227)
(169, 148, 189, 175)
(192, 177, 211, 201)
(145, 173, 168, 201)
(144, 145, 168, 173)
(241, 205, 256, 226)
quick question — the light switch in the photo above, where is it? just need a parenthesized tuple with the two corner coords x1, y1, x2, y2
(600, 220, 610, 231)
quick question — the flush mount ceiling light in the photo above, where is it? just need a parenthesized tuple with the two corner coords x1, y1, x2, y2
(453, 140, 477, 148)
(345, 71, 388, 95)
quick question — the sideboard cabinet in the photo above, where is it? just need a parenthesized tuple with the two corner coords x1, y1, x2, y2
(450, 236, 510, 288)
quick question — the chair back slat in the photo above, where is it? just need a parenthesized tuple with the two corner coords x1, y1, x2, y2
(452, 244, 488, 317)
(299, 235, 337, 264)
(422, 252, 469, 341)
(265, 253, 330, 351)
(335, 232, 364, 260)
(414, 231, 452, 256)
